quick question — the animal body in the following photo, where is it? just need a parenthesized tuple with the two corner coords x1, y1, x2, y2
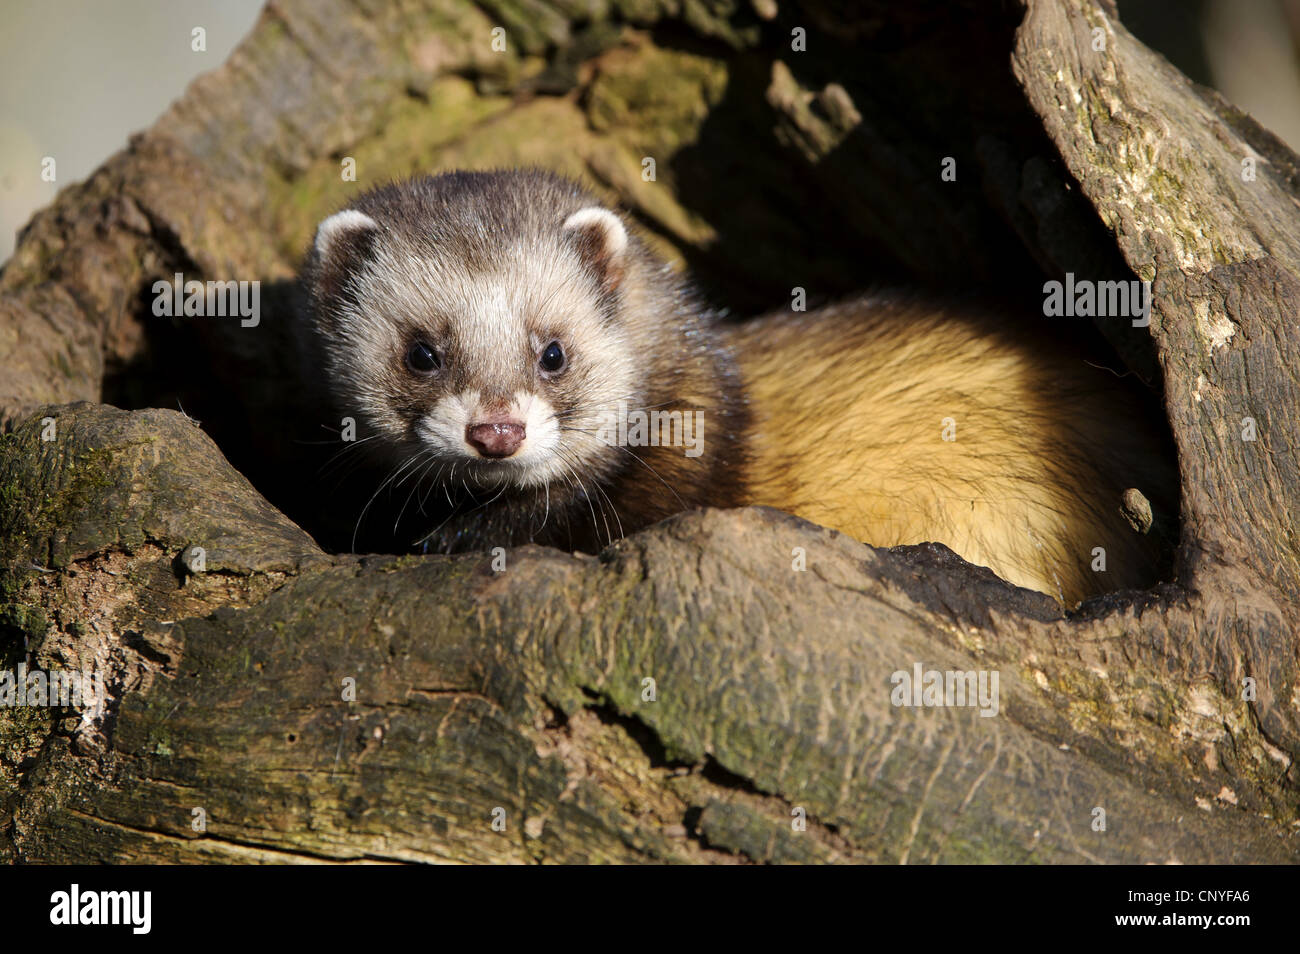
(726, 299, 1175, 604)
(298, 169, 1174, 605)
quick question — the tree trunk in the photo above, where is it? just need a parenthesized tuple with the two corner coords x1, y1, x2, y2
(2, 0, 1298, 863)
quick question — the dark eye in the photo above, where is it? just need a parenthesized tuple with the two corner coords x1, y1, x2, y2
(405, 341, 440, 375)
(539, 340, 567, 374)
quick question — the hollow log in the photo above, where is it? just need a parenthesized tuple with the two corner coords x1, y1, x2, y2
(2, 0, 1298, 863)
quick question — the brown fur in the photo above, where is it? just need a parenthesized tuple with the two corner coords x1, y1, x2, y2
(299, 171, 1174, 605)
(299, 170, 749, 555)
(726, 296, 1176, 603)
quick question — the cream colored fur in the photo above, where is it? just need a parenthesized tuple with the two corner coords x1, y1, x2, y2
(726, 296, 1172, 605)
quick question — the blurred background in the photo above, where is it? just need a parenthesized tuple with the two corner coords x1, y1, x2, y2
(0, 0, 263, 262)
(1, 0, 1299, 265)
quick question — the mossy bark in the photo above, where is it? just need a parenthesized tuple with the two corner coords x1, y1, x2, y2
(2, 0, 1299, 862)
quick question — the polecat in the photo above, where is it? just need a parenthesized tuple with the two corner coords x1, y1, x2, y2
(299, 169, 1174, 605)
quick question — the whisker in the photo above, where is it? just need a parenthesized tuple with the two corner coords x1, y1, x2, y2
(557, 446, 623, 544)
(351, 449, 431, 551)
(317, 435, 381, 477)
(394, 452, 443, 532)
(556, 425, 687, 510)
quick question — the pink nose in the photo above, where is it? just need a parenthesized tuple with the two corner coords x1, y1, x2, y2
(466, 421, 525, 458)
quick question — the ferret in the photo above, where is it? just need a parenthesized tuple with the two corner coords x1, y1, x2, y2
(299, 169, 1175, 605)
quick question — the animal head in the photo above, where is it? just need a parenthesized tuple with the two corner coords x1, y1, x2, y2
(306, 171, 645, 495)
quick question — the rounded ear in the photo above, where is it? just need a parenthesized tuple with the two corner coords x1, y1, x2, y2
(314, 209, 379, 260)
(311, 209, 380, 301)
(562, 207, 628, 292)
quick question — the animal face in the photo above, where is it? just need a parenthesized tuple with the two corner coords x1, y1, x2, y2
(307, 188, 639, 496)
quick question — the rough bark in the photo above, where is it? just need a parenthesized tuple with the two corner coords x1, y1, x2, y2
(2, 0, 1298, 863)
